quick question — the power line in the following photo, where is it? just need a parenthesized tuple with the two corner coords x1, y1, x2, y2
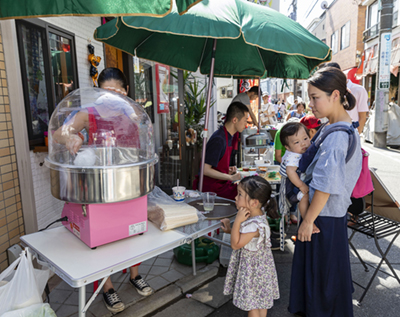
(305, 0, 320, 19)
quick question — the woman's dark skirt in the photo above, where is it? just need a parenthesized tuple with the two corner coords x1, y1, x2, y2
(288, 215, 354, 317)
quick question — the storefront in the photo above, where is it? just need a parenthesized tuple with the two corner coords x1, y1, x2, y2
(0, 16, 213, 271)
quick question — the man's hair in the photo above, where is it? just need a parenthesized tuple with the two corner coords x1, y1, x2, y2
(248, 86, 259, 94)
(280, 122, 309, 148)
(324, 62, 341, 70)
(225, 102, 249, 123)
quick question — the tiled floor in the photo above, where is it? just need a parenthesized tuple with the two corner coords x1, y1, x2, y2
(47, 250, 208, 317)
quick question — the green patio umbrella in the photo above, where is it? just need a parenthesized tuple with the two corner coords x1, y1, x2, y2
(0, 0, 202, 19)
(94, 0, 332, 190)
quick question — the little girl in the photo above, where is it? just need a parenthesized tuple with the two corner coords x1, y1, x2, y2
(220, 176, 280, 317)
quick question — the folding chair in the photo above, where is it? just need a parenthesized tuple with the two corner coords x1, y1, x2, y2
(348, 168, 400, 305)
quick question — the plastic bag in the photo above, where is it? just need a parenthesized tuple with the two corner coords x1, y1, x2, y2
(148, 186, 205, 231)
(2, 304, 56, 317)
(0, 248, 51, 315)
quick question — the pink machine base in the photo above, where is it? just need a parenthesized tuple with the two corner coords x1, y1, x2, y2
(61, 196, 148, 248)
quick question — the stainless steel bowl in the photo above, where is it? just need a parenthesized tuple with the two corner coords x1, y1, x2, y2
(45, 147, 157, 204)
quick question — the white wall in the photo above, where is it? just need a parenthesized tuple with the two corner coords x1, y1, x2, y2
(33, 17, 105, 229)
(215, 78, 237, 114)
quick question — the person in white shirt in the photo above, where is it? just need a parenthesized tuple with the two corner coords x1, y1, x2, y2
(325, 62, 369, 133)
(260, 92, 276, 125)
(232, 86, 259, 126)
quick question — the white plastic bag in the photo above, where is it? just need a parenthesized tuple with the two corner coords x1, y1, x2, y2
(0, 248, 51, 315)
(1, 304, 56, 317)
(148, 186, 205, 230)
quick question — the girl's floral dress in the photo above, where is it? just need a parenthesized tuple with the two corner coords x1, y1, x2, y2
(223, 215, 280, 311)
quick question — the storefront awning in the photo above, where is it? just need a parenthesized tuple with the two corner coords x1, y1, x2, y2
(364, 56, 378, 76)
(390, 46, 400, 77)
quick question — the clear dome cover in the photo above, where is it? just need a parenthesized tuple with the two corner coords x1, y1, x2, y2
(46, 87, 157, 170)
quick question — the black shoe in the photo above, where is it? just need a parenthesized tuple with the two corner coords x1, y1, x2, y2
(103, 288, 125, 313)
(130, 275, 154, 296)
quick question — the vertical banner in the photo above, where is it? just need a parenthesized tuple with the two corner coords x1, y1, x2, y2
(378, 32, 392, 90)
(155, 63, 170, 114)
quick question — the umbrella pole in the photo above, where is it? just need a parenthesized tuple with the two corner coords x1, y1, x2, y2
(258, 81, 261, 161)
(199, 39, 217, 192)
(258, 82, 261, 131)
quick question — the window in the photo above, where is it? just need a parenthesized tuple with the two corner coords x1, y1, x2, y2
(331, 30, 339, 54)
(341, 21, 350, 50)
(368, 2, 379, 29)
(16, 20, 78, 146)
(133, 57, 155, 123)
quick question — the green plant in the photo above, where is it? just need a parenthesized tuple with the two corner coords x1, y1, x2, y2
(173, 71, 215, 147)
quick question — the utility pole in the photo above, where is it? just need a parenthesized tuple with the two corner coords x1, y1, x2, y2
(374, 0, 393, 148)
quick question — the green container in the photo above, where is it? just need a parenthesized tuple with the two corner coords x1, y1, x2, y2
(173, 237, 220, 266)
(268, 217, 281, 232)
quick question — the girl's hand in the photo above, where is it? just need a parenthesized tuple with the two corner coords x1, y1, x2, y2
(312, 224, 320, 234)
(220, 218, 231, 233)
(236, 207, 251, 223)
(297, 220, 314, 242)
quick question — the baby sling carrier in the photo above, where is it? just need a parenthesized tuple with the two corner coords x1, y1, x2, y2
(285, 122, 363, 205)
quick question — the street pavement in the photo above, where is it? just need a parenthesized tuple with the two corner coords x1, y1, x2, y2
(151, 138, 400, 317)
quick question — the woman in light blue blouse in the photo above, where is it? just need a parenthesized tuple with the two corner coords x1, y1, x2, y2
(288, 67, 362, 317)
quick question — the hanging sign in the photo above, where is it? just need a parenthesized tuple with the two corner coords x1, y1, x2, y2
(378, 32, 392, 90)
(155, 63, 170, 114)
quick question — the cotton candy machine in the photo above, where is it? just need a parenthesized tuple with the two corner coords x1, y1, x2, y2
(45, 88, 158, 248)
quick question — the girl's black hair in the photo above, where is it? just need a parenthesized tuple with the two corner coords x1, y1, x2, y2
(307, 66, 356, 111)
(98, 67, 128, 91)
(239, 176, 280, 219)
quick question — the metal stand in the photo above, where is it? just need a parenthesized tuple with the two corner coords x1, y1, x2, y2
(78, 285, 86, 317)
(191, 239, 197, 276)
(348, 191, 400, 305)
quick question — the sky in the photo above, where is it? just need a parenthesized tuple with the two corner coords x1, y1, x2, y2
(279, 0, 336, 28)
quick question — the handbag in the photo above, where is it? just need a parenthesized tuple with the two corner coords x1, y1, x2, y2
(351, 148, 374, 198)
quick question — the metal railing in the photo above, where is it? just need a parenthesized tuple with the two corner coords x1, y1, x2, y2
(363, 24, 379, 42)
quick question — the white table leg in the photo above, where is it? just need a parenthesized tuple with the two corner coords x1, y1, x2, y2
(191, 239, 197, 276)
(79, 285, 86, 317)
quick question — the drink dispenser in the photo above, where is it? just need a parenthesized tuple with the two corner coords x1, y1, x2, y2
(45, 88, 158, 248)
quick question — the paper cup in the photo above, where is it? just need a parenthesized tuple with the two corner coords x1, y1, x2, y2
(172, 186, 186, 202)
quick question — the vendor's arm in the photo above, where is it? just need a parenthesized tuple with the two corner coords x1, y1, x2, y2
(274, 149, 282, 163)
(297, 190, 330, 242)
(286, 166, 308, 194)
(204, 163, 241, 182)
(246, 105, 258, 127)
(53, 111, 89, 154)
(286, 112, 292, 121)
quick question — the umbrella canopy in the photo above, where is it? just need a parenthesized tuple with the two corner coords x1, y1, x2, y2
(0, 0, 202, 20)
(94, 0, 331, 79)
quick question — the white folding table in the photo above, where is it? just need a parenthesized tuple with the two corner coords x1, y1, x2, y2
(21, 207, 233, 317)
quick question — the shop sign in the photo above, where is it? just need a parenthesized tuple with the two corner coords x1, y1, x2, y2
(378, 33, 392, 90)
